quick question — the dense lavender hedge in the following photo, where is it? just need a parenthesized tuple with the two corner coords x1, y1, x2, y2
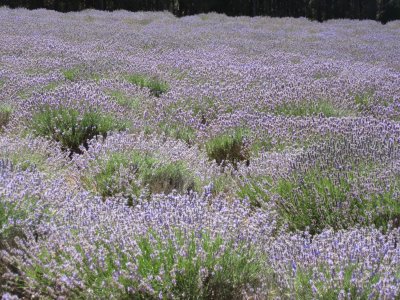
(0, 8, 400, 299)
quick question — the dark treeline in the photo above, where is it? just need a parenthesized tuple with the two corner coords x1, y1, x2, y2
(1, 0, 399, 23)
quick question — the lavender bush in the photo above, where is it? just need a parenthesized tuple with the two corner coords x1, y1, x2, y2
(0, 7, 400, 299)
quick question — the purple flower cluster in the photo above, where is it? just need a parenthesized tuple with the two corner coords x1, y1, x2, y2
(0, 7, 400, 299)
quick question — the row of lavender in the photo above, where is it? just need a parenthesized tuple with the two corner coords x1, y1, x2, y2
(1, 7, 400, 299)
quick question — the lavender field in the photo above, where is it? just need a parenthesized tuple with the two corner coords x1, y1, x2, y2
(1, 7, 400, 299)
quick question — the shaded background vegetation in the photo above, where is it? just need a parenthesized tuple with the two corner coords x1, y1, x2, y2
(1, 0, 399, 23)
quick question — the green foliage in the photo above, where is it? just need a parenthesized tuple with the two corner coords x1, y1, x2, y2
(126, 74, 169, 97)
(250, 138, 287, 154)
(354, 91, 374, 111)
(274, 169, 358, 234)
(62, 68, 80, 81)
(209, 173, 236, 195)
(169, 68, 189, 81)
(238, 166, 400, 235)
(83, 152, 143, 199)
(275, 167, 400, 234)
(200, 14, 210, 21)
(134, 231, 265, 299)
(8, 152, 50, 171)
(82, 151, 198, 201)
(205, 128, 250, 166)
(62, 67, 100, 82)
(17, 88, 33, 99)
(274, 99, 349, 117)
(42, 81, 59, 91)
(90, 73, 102, 82)
(0, 104, 12, 130)
(143, 161, 196, 194)
(109, 90, 141, 110)
(31, 106, 127, 154)
(237, 176, 273, 208)
(25, 68, 48, 75)
(84, 15, 95, 22)
(159, 121, 197, 145)
(25, 231, 266, 299)
(368, 184, 400, 230)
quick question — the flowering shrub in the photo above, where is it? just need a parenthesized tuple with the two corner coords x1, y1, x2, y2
(240, 164, 400, 234)
(205, 128, 250, 167)
(0, 160, 49, 291)
(81, 150, 198, 202)
(20, 230, 266, 299)
(31, 106, 127, 154)
(0, 7, 400, 299)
